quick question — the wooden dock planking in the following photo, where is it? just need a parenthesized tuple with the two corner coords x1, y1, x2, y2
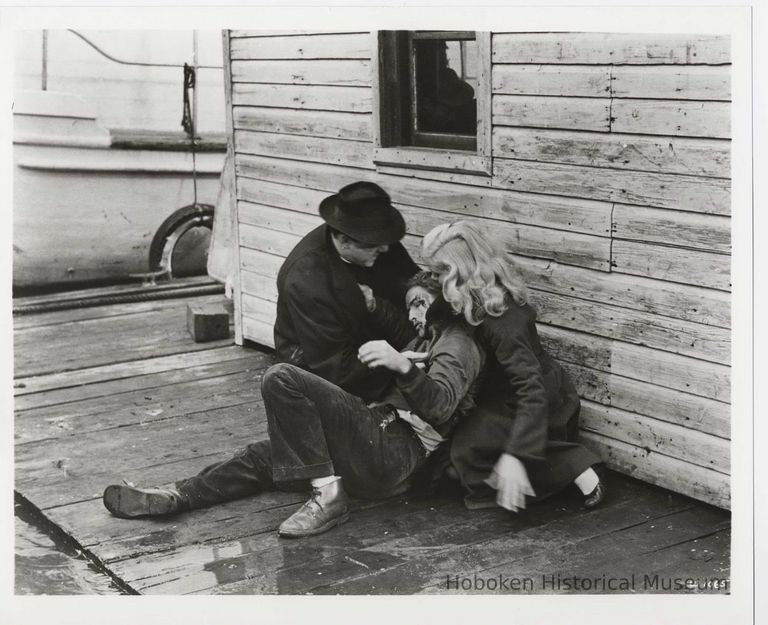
(419, 507, 730, 595)
(14, 345, 249, 396)
(14, 354, 270, 412)
(124, 494, 460, 594)
(204, 473, 673, 595)
(16, 404, 271, 507)
(13, 294, 235, 378)
(308, 482, 697, 595)
(45, 490, 309, 565)
(14, 293, 730, 594)
(13, 297, 194, 331)
(625, 529, 731, 590)
(15, 370, 268, 445)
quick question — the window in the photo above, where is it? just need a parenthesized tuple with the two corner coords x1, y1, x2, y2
(374, 31, 491, 177)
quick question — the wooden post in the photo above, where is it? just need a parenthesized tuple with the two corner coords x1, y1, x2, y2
(221, 29, 244, 346)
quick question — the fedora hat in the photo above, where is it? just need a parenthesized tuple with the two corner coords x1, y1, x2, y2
(319, 181, 405, 245)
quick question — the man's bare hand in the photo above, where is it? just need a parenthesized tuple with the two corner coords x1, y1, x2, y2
(485, 453, 536, 512)
(358, 340, 412, 374)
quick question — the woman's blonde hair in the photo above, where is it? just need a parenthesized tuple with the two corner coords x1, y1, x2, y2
(421, 220, 528, 325)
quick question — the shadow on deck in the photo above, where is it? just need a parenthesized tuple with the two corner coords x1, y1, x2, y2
(13, 288, 731, 595)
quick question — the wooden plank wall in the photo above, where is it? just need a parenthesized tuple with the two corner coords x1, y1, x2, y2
(225, 31, 731, 509)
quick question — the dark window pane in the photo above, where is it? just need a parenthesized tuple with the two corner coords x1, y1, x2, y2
(414, 38, 477, 136)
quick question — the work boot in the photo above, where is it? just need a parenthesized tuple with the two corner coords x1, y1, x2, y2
(103, 482, 185, 518)
(278, 479, 349, 538)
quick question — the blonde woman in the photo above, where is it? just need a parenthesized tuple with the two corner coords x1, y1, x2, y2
(421, 221, 605, 512)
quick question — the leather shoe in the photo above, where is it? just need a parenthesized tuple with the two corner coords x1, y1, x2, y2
(278, 479, 349, 538)
(103, 482, 185, 518)
(463, 493, 500, 510)
(583, 480, 606, 509)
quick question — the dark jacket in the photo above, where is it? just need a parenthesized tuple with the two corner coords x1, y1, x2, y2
(475, 299, 581, 466)
(274, 225, 418, 401)
(373, 298, 486, 438)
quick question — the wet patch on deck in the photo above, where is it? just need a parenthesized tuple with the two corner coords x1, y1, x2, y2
(13, 291, 731, 595)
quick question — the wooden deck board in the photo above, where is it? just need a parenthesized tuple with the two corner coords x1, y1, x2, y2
(120, 495, 458, 594)
(13, 294, 234, 377)
(13, 294, 217, 331)
(16, 404, 270, 507)
(308, 485, 695, 595)
(416, 507, 730, 595)
(204, 473, 678, 595)
(14, 292, 730, 595)
(15, 371, 268, 446)
(14, 345, 249, 396)
(14, 355, 271, 412)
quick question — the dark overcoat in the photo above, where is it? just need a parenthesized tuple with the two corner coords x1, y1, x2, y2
(449, 299, 600, 504)
(273, 225, 418, 401)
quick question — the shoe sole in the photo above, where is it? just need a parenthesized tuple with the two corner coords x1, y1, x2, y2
(102, 485, 177, 518)
(464, 497, 499, 510)
(278, 511, 350, 538)
(583, 483, 607, 510)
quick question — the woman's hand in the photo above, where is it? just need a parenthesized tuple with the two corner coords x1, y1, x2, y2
(358, 340, 412, 374)
(401, 350, 429, 369)
(485, 453, 536, 512)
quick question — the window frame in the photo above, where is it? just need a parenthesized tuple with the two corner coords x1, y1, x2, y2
(372, 30, 492, 178)
(409, 31, 478, 152)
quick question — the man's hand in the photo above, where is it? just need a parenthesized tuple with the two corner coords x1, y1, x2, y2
(358, 340, 412, 374)
(485, 453, 536, 512)
(358, 284, 376, 312)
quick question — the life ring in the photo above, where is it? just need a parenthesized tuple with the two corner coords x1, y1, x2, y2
(148, 203, 214, 278)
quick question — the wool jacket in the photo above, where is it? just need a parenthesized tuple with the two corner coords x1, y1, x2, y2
(273, 225, 418, 401)
(371, 297, 486, 438)
(474, 299, 581, 466)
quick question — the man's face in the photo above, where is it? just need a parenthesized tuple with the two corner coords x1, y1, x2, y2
(406, 286, 435, 338)
(336, 235, 390, 268)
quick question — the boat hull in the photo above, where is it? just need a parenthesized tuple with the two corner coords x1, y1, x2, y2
(13, 91, 225, 289)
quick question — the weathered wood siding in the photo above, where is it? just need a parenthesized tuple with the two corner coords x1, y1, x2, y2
(224, 31, 731, 508)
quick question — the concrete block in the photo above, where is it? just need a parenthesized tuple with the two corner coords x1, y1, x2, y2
(187, 303, 230, 342)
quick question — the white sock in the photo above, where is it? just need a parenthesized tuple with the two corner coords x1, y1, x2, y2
(574, 467, 600, 495)
(310, 475, 340, 489)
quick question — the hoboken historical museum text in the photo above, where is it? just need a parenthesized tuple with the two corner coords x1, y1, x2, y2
(445, 573, 730, 593)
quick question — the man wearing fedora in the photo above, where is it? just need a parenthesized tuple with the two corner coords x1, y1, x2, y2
(274, 181, 419, 400)
(102, 182, 454, 537)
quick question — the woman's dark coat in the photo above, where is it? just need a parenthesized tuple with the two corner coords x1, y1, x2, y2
(476, 302, 580, 463)
(449, 299, 600, 504)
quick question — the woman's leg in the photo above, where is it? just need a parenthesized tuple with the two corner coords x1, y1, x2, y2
(450, 406, 601, 509)
(449, 407, 508, 507)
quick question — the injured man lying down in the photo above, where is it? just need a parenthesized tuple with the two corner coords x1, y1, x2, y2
(102, 271, 486, 538)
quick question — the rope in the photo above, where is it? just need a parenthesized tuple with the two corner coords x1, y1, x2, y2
(67, 29, 223, 70)
(13, 282, 224, 316)
(182, 63, 199, 206)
